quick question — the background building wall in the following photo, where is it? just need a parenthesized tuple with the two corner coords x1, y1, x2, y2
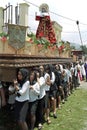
(52, 21, 62, 43)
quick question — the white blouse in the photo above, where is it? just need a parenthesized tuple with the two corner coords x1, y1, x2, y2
(38, 76, 46, 99)
(29, 82, 40, 102)
(44, 72, 55, 91)
(15, 81, 30, 102)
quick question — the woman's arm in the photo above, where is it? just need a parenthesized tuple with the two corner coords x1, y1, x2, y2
(18, 81, 29, 95)
(45, 76, 51, 85)
(50, 72, 55, 84)
(37, 77, 45, 87)
(30, 83, 40, 95)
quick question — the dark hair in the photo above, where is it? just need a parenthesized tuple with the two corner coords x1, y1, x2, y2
(18, 68, 29, 87)
(63, 64, 66, 69)
(29, 71, 37, 85)
(45, 64, 54, 78)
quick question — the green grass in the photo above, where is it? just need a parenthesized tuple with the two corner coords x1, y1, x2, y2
(41, 88, 87, 130)
(0, 86, 87, 130)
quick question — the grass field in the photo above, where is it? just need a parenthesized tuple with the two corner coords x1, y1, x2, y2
(0, 82, 87, 130)
(40, 84, 87, 130)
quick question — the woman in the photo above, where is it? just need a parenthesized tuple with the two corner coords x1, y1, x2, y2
(43, 65, 51, 124)
(44, 64, 57, 124)
(55, 64, 65, 108)
(14, 68, 29, 130)
(47, 65, 57, 118)
(28, 71, 40, 130)
(36, 66, 46, 130)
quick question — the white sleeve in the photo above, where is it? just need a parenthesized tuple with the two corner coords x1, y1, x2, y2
(18, 81, 29, 95)
(39, 77, 45, 87)
(33, 83, 40, 95)
(44, 73, 50, 81)
(50, 72, 55, 84)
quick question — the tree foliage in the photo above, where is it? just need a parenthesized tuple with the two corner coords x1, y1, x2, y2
(80, 45, 87, 54)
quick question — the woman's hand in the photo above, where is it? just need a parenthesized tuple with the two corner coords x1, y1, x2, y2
(13, 79, 18, 85)
(29, 86, 34, 90)
(13, 79, 19, 91)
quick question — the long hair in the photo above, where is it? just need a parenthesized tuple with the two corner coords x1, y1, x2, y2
(29, 71, 37, 85)
(17, 68, 29, 87)
(45, 64, 53, 78)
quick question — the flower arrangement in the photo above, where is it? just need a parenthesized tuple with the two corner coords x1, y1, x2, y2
(57, 41, 71, 55)
(0, 32, 8, 43)
(57, 41, 65, 54)
(27, 32, 51, 49)
(27, 32, 69, 56)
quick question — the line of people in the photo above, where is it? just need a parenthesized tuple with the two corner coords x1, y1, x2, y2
(0, 61, 87, 130)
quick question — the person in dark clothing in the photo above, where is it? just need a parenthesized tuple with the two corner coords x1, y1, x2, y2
(46, 64, 57, 118)
(14, 68, 29, 130)
(84, 62, 87, 82)
(36, 66, 46, 130)
(55, 64, 65, 108)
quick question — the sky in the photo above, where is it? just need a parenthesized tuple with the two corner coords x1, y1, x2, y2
(1, 0, 87, 46)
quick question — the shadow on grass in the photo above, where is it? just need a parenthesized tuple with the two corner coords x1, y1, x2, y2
(0, 106, 19, 130)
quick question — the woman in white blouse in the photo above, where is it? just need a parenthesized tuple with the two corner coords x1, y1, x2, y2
(14, 68, 29, 130)
(28, 71, 40, 130)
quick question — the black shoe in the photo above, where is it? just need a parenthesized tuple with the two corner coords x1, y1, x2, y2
(53, 114, 57, 118)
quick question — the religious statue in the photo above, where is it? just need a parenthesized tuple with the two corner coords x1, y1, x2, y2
(36, 3, 56, 44)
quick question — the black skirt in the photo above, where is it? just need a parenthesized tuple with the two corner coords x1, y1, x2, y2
(15, 100, 29, 121)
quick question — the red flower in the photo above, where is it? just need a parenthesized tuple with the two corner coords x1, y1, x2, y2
(50, 39, 56, 44)
(37, 44, 43, 48)
(29, 38, 33, 43)
(58, 47, 61, 51)
(1, 36, 7, 43)
(58, 45, 65, 53)
(52, 47, 55, 50)
(51, 46, 56, 50)
(38, 32, 44, 38)
(36, 16, 40, 21)
(60, 45, 64, 49)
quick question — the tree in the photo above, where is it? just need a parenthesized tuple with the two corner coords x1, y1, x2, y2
(70, 45, 76, 50)
(80, 45, 87, 54)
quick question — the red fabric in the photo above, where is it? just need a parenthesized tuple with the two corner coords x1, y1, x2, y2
(78, 72, 82, 81)
(36, 16, 41, 20)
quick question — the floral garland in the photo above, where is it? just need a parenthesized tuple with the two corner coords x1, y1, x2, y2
(27, 32, 51, 49)
(27, 32, 70, 55)
(57, 41, 65, 54)
(0, 31, 67, 54)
